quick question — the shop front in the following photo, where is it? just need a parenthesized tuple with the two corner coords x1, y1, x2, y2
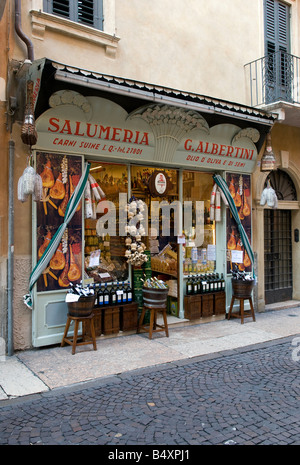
(25, 60, 275, 347)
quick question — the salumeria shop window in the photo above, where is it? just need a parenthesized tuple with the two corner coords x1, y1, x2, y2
(183, 171, 216, 275)
(84, 162, 129, 285)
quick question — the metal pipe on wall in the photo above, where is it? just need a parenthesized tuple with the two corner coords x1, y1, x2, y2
(7, 0, 35, 355)
(14, 0, 34, 62)
(7, 140, 15, 356)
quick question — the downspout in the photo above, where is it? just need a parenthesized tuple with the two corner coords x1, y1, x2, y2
(7, 1, 34, 355)
(14, 0, 34, 62)
(7, 140, 15, 357)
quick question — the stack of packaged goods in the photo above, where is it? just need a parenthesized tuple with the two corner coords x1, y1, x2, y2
(151, 250, 177, 276)
(166, 279, 177, 298)
(133, 269, 144, 314)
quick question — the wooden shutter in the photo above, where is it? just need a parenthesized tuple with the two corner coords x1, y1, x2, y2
(264, 0, 291, 101)
(43, 0, 103, 30)
(264, 0, 290, 55)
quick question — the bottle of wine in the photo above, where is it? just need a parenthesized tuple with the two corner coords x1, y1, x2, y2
(110, 282, 117, 305)
(213, 273, 218, 292)
(97, 284, 104, 307)
(116, 282, 122, 304)
(197, 275, 202, 294)
(221, 273, 225, 291)
(127, 281, 133, 302)
(186, 275, 192, 295)
(103, 283, 110, 305)
(202, 275, 208, 293)
(122, 281, 127, 304)
(192, 276, 198, 294)
(153, 276, 167, 289)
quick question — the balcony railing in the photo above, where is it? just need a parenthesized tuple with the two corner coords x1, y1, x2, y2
(245, 51, 300, 107)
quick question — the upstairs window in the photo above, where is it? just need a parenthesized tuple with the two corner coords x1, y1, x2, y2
(43, 0, 103, 30)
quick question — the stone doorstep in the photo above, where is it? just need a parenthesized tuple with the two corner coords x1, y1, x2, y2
(265, 300, 300, 312)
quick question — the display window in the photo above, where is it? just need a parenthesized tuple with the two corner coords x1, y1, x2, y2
(83, 162, 180, 313)
(131, 165, 179, 259)
(130, 165, 179, 311)
(182, 171, 216, 275)
(84, 162, 129, 284)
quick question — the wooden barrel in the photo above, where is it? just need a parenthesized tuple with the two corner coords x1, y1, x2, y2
(142, 287, 168, 308)
(67, 295, 96, 317)
(231, 278, 255, 298)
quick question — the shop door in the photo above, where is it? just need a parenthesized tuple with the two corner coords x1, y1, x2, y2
(264, 209, 292, 304)
(32, 152, 84, 347)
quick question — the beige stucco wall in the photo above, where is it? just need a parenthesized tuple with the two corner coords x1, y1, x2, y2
(11, 0, 266, 105)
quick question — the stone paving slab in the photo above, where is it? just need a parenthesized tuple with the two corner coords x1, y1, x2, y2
(0, 356, 49, 398)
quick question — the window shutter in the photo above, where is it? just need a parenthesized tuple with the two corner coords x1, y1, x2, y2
(264, 0, 290, 54)
(78, 1, 95, 27)
(264, 0, 292, 102)
(43, 0, 103, 30)
(52, 1, 70, 20)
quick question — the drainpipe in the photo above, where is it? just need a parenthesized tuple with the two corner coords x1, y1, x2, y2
(7, 140, 15, 357)
(7, 1, 35, 355)
(14, 0, 34, 62)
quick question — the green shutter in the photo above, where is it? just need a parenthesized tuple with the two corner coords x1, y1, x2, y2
(264, 0, 290, 54)
(264, 0, 291, 102)
(43, 0, 103, 30)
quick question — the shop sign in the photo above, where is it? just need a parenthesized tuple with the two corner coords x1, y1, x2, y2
(148, 170, 172, 197)
(35, 94, 259, 174)
(175, 125, 259, 173)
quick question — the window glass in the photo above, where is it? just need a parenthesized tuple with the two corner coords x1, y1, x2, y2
(84, 162, 128, 284)
(131, 165, 178, 259)
(130, 166, 179, 302)
(183, 171, 216, 275)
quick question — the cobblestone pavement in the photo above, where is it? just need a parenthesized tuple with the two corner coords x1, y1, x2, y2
(0, 337, 299, 447)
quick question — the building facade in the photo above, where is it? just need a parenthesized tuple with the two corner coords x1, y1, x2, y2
(1, 0, 300, 354)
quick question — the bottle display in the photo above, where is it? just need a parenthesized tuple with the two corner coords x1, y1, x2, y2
(141, 276, 169, 290)
(185, 271, 225, 296)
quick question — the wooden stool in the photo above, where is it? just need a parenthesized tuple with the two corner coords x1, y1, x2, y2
(61, 313, 97, 355)
(228, 295, 255, 324)
(137, 305, 169, 339)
